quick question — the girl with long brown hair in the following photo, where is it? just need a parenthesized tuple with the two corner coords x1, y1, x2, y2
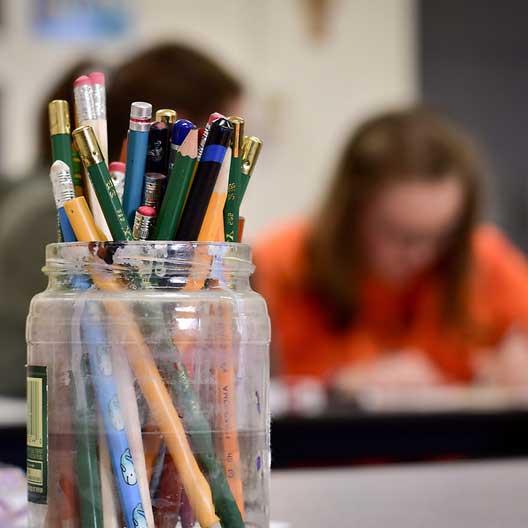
(254, 107, 528, 394)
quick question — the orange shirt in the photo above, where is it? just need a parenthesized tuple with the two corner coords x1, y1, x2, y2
(253, 221, 528, 383)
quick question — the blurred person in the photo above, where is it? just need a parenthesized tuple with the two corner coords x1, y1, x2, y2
(0, 43, 242, 396)
(254, 107, 528, 398)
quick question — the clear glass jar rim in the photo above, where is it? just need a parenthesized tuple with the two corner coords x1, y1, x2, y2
(43, 241, 254, 278)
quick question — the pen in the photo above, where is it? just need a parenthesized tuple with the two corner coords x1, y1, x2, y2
(198, 148, 231, 241)
(73, 125, 133, 241)
(49, 160, 76, 242)
(153, 128, 198, 240)
(123, 102, 152, 227)
(223, 116, 244, 242)
(155, 108, 177, 128)
(176, 118, 233, 240)
(146, 121, 170, 175)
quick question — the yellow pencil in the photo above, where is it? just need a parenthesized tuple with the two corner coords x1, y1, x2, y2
(198, 148, 231, 241)
(64, 196, 107, 241)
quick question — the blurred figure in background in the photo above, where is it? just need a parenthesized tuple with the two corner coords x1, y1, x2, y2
(0, 43, 242, 396)
(254, 107, 528, 399)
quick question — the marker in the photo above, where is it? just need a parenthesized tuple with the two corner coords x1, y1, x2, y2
(48, 100, 73, 173)
(153, 128, 198, 240)
(168, 119, 194, 175)
(64, 196, 107, 241)
(146, 121, 170, 175)
(239, 136, 263, 205)
(49, 160, 76, 242)
(198, 148, 231, 241)
(176, 118, 233, 240)
(89, 72, 108, 163)
(197, 112, 224, 161)
(109, 161, 126, 203)
(81, 302, 145, 528)
(73, 125, 133, 241)
(122, 102, 152, 227)
(132, 205, 157, 240)
(73, 75, 111, 239)
(223, 116, 244, 242)
(142, 172, 166, 208)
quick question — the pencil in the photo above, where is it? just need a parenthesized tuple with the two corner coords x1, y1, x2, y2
(49, 100, 73, 174)
(73, 125, 132, 241)
(197, 112, 224, 160)
(122, 102, 152, 227)
(98, 424, 120, 528)
(49, 160, 76, 242)
(168, 119, 194, 175)
(176, 118, 233, 240)
(88, 72, 108, 163)
(73, 75, 111, 239)
(81, 302, 146, 528)
(64, 196, 106, 242)
(198, 148, 231, 241)
(223, 116, 244, 242)
(153, 128, 198, 240)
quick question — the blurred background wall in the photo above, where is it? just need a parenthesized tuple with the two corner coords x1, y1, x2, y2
(0, 0, 416, 239)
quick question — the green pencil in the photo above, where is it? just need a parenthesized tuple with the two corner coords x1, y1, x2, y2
(49, 100, 73, 173)
(71, 357, 103, 528)
(73, 125, 133, 241)
(153, 128, 198, 240)
(239, 135, 263, 208)
(223, 117, 244, 242)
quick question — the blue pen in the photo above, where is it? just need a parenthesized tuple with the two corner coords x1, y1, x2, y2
(81, 301, 146, 528)
(49, 160, 77, 242)
(167, 119, 194, 176)
(122, 102, 152, 227)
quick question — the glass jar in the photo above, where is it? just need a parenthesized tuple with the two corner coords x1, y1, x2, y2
(26, 242, 270, 528)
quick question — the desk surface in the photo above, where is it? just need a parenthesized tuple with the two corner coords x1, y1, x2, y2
(271, 459, 528, 527)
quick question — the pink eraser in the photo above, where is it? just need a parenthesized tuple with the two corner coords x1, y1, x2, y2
(109, 161, 126, 173)
(208, 111, 224, 124)
(88, 71, 105, 85)
(138, 205, 157, 217)
(73, 75, 90, 88)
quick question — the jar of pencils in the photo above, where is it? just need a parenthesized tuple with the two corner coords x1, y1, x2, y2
(26, 241, 271, 528)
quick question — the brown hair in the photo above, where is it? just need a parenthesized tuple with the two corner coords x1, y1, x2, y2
(106, 43, 242, 161)
(38, 43, 242, 165)
(307, 106, 483, 329)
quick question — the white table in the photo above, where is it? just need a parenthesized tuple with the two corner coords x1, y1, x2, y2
(271, 459, 528, 527)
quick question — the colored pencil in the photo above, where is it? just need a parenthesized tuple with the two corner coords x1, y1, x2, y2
(153, 128, 198, 240)
(176, 118, 233, 240)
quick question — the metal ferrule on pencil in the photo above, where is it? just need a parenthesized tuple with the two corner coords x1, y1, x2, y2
(50, 162, 75, 209)
(133, 209, 156, 240)
(73, 125, 105, 167)
(74, 83, 96, 123)
(48, 100, 71, 136)
(129, 101, 152, 132)
(91, 83, 106, 120)
(143, 172, 166, 208)
(228, 116, 244, 158)
(241, 136, 263, 176)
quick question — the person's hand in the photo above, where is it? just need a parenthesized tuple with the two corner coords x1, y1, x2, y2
(474, 328, 528, 386)
(331, 350, 443, 399)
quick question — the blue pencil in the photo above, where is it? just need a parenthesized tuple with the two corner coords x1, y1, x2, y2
(81, 301, 146, 528)
(122, 102, 152, 227)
